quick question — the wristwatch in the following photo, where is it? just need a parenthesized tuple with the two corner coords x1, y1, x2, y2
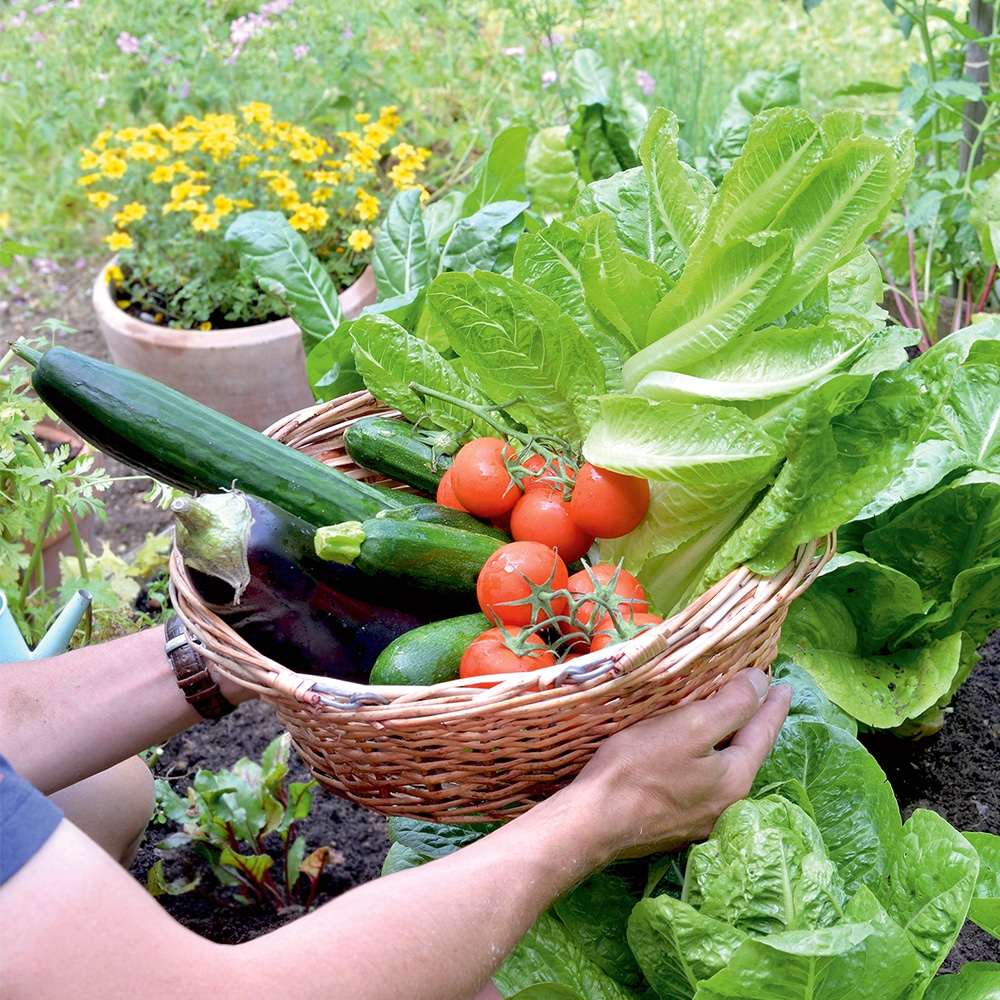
(164, 615, 236, 720)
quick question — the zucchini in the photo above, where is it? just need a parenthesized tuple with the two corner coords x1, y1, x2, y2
(315, 517, 504, 601)
(375, 502, 511, 541)
(368, 613, 490, 686)
(13, 344, 405, 526)
(343, 415, 457, 495)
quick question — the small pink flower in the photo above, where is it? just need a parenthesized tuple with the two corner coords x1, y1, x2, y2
(541, 32, 563, 48)
(541, 69, 557, 89)
(293, 43, 309, 60)
(65, 0, 82, 8)
(9, 11, 28, 28)
(500, 45, 525, 57)
(636, 70, 655, 96)
(342, 23, 353, 39)
(115, 30, 140, 54)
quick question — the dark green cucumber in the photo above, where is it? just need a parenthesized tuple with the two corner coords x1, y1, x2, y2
(315, 517, 503, 599)
(375, 502, 511, 542)
(343, 415, 457, 495)
(14, 344, 405, 526)
(368, 613, 490, 686)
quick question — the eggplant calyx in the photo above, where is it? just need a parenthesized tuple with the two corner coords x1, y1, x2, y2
(172, 492, 253, 601)
(314, 520, 365, 565)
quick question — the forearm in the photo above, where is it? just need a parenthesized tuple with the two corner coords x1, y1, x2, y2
(0, 624, 250, 792)
(238, 788, 612, 1000)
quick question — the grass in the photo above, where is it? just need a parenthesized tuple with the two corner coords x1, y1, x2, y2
(1, 0, 922, 279)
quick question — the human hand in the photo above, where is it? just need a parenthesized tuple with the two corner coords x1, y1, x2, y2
(563, 669, 792, 861)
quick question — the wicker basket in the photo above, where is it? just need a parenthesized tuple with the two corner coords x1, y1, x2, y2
(169, 390, 834, 822)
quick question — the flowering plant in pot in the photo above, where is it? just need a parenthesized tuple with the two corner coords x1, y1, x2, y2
(79, 101, 430, 330)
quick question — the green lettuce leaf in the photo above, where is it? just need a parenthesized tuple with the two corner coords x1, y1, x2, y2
(683, 796, 846, 936)
(372, 187, 433, 297)
(884, 808, 981, 998)
(627, 894, 748, 1000)
(494, 911, 642, 1000)
(964, 832, 1000, 940)
(922, 963, 1000, 1000)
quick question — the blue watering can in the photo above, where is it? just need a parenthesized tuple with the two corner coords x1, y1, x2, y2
(0, 588, 93, 662)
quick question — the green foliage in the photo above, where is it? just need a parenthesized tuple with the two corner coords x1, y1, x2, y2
(149, 732, 341, 911)
(384, 669, 1000, 997)
(0, 334, 118, 648)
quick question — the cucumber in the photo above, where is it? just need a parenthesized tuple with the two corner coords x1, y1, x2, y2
(343, 415, 457, 495)
(13, 344, 405, 526)
(375, 502, 511, 541)
(315, 517, 504, 599)
(368, 613, 490, 686)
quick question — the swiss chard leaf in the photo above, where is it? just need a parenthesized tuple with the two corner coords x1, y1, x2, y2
(427, 270, 606, 441)
(461, 124, 529, 216)
(371, 187, 432, 297)
(349, 312, 494, 436)
(225, 210, 343, 352)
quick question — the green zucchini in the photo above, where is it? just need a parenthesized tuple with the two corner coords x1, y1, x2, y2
(13, 344, 405, 526)
(343, 415, 457, 495)
(375, 502, 511, 541)
(315, 517, 503, 598)
(368, 613, 490, 686)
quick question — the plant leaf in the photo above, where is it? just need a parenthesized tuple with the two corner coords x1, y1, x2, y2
(225, 210, 342, 352)
(372, 187, 432, 296)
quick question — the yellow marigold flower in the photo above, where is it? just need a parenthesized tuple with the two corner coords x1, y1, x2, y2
(353, 188, 380, 222)
(144, 123, 171, 143)
(116, 299, 131, 308)
(77, 173, 103, 186)
(266, 173, 298, 198)
(112, 201, 147, 227)
(170, 131, 199, 154)
(191, 213, 221, 232)
(378, 105, 402, 129)
(149, 164, 177, 184)
(232, 197, 254, 209)
(238, 154, 259, 169)
(79, 148, 101, 170)
(0, 212, 9, 230)
(88, 190, 118, 209)
(199, 321, 213, 331)
(104, 231, 133, 250)
(354, 113, 372, 125)
(288, 203, 329, 233)
(240, 101, 273, 124)
(388, 164, 417, 189)
(92, 128, 113, 151)
(212, 195, 235, 216)
(363, 121, 392, 147)
(104, 263, 124, 284)
(347, 228, 372, 253)
(311, 186, 333, 203)
(116, 126, 142, 143)
(310, 170, 340, 185)
(99, 153, 128, 179)
(125, 140, 165, 162)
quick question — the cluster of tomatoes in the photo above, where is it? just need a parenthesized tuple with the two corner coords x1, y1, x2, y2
(437, 435, 651, 564)
(437, 436, 661, 682)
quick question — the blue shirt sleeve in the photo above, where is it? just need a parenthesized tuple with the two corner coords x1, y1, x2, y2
(0, 753, 63, 885)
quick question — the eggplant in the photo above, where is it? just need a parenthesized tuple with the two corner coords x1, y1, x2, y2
(171, 491, 432, 684)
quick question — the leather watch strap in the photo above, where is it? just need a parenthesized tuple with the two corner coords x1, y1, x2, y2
(164, 615, 235, 720)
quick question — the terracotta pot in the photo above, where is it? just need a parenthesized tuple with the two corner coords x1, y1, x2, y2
(28, 423, 100, 592)
(92, 264, 378, 432)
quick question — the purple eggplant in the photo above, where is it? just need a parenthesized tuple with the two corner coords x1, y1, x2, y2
(171, 491, 430, 684)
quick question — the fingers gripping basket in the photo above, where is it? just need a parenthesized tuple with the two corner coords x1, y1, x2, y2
(169, 390, 834, 823)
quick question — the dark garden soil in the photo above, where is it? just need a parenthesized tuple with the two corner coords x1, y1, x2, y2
(2, 264, 998, 970)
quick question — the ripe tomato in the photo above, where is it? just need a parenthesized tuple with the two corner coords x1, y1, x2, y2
(436, 467, 470, 512)
(449, 437, 521, 518)
(563, 563, 648, 636)
(569, 463, 650, 539)
(590, 611, 665, 651)
(509, 488, 595, 564)
(476, 540, 570, 627)
(459, 627, 556, 682)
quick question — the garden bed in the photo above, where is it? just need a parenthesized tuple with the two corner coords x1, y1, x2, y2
(5, 267, 997, 969)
